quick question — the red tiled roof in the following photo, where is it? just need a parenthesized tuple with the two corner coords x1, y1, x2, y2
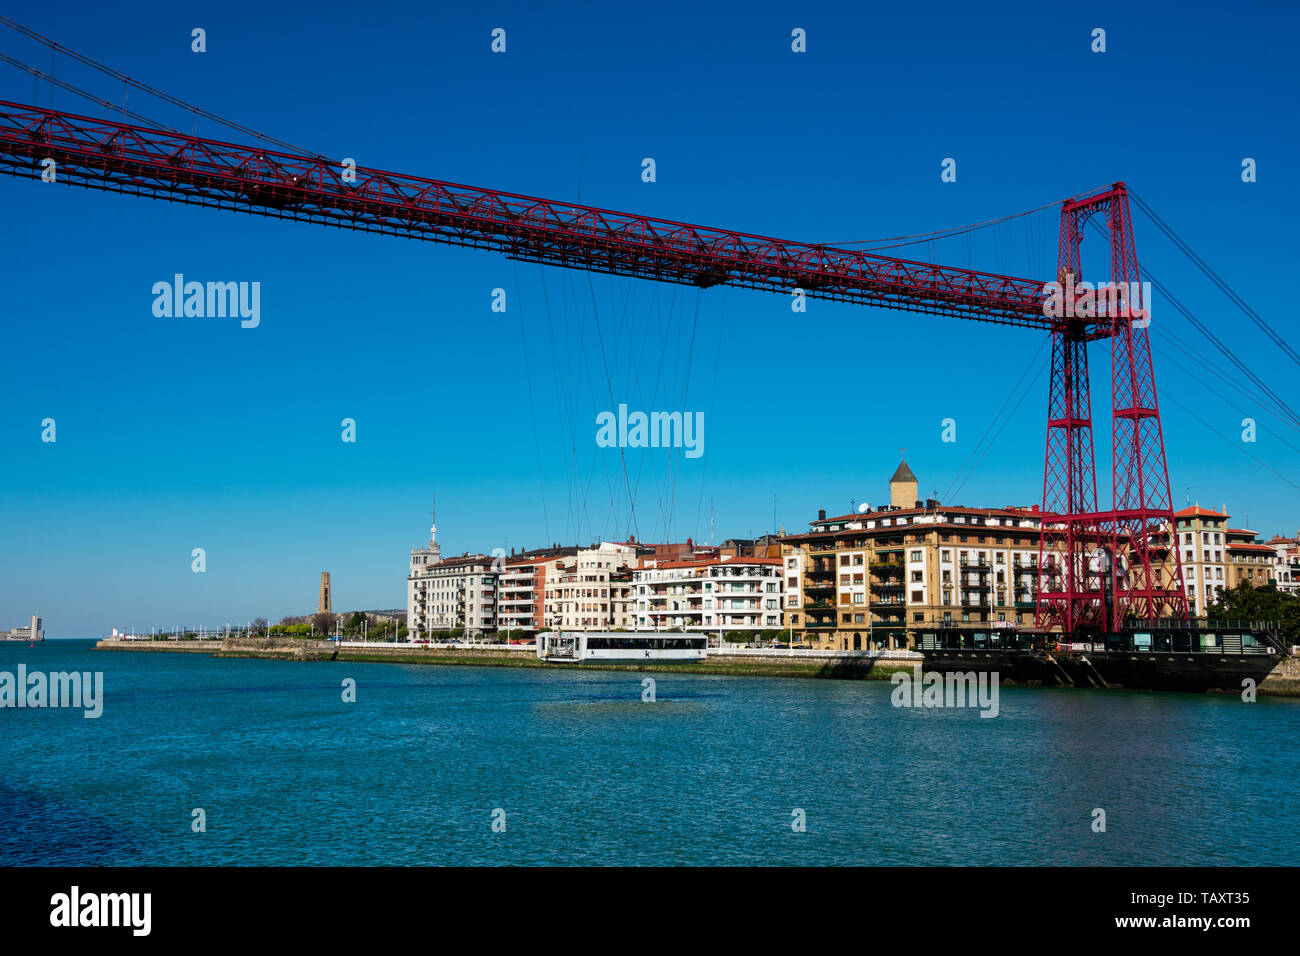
(1174, 506, 1227, 518)
(1227, 543, 1275, 553)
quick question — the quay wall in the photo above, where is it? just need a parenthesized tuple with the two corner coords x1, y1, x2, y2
(95, 637, 917, 679)
(93, 638, 1300, 695)
(1259, 656, 1300, 697)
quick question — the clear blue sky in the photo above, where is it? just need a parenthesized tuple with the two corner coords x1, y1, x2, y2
(2, 0, 1297, 636)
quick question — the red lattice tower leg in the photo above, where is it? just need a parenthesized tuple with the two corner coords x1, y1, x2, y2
(1036, 204, 1104, 633)
(1102, 185, 1190, 626)
(1037, 184, 1189, 635)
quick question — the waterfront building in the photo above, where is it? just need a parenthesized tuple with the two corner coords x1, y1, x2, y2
(1169, 505, 1279, 614)
(1266, 532, 1300, 596)
(497, 547, 577, 633)
(632, 555, 784, 635)
(544, 541, 643, 631)
(406, 506, 501, 637)
(408, 553, 499, 637)
(2, 615, 43, 641)
(780, 460, 1043, 651)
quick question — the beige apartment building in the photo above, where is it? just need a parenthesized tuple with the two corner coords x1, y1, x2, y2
(544, 541, 643, 630)
(781, 461, 1044, 651)
(1170, 506, 1285, 614)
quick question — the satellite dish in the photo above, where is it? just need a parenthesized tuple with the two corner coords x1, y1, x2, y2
(857, 502, 871, 513)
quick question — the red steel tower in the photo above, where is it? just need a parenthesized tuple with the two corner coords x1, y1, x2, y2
(1036, 184, 1189, 633)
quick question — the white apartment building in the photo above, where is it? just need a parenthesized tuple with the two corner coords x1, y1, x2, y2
(633, 555, 784, 635)
(408, 554, 499, 637)
(1267, 533, 1300, 596)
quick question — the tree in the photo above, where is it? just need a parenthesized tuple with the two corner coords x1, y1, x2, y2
(1207, 581, 1300, 648)
(312, 612, 337, 635)
(347, 612, 366, 634)
(253, 617, 269, 635)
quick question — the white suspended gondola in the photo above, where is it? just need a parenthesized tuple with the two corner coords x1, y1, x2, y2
(536, 630, 707, 663)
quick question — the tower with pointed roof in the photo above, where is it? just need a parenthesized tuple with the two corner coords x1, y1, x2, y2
(889, 458, 918, 508)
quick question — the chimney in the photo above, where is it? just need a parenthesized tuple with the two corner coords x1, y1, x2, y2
(818, 508, 826, 521)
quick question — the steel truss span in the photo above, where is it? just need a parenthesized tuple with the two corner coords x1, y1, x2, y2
(0, 100, 1188, 634)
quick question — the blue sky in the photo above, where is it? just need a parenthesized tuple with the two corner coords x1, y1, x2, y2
(2, 0, 1297, 636)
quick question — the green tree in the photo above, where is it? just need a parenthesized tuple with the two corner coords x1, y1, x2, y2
(1207, 581, 1300, 648)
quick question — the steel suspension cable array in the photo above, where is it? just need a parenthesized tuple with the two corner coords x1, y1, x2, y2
(1086, 220, 1300, 432)
(1129, 188, 1300, 368)
(0, 14, 325, 158)
(0, 53, 177, 131)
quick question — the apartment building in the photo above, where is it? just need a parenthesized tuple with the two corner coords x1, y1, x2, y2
(632, 555, 784, 634)
(497, 547, 577, 633)
(1266, 533, 1300, 596)
(544, 541, 644, 630)
(1169, 505, 1279, 615)
(719, 536, 783, 559)
(408, 553, 499, 637)
(781, 461, 1043, 651)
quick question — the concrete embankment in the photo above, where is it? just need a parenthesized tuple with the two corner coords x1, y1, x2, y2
(1259, 656, 1300, 697)
(95, 637, 916, 680)
(93, 637, 1300, 694)
(337, 644, 918, 679)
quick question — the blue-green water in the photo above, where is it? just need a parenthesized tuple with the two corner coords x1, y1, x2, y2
(1, 640, 1297, 865)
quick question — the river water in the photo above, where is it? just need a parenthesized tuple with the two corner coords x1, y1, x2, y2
(2, 640, 1296, 865)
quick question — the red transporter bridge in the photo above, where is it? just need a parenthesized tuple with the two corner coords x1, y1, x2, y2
(0, 100, 1189, 638)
